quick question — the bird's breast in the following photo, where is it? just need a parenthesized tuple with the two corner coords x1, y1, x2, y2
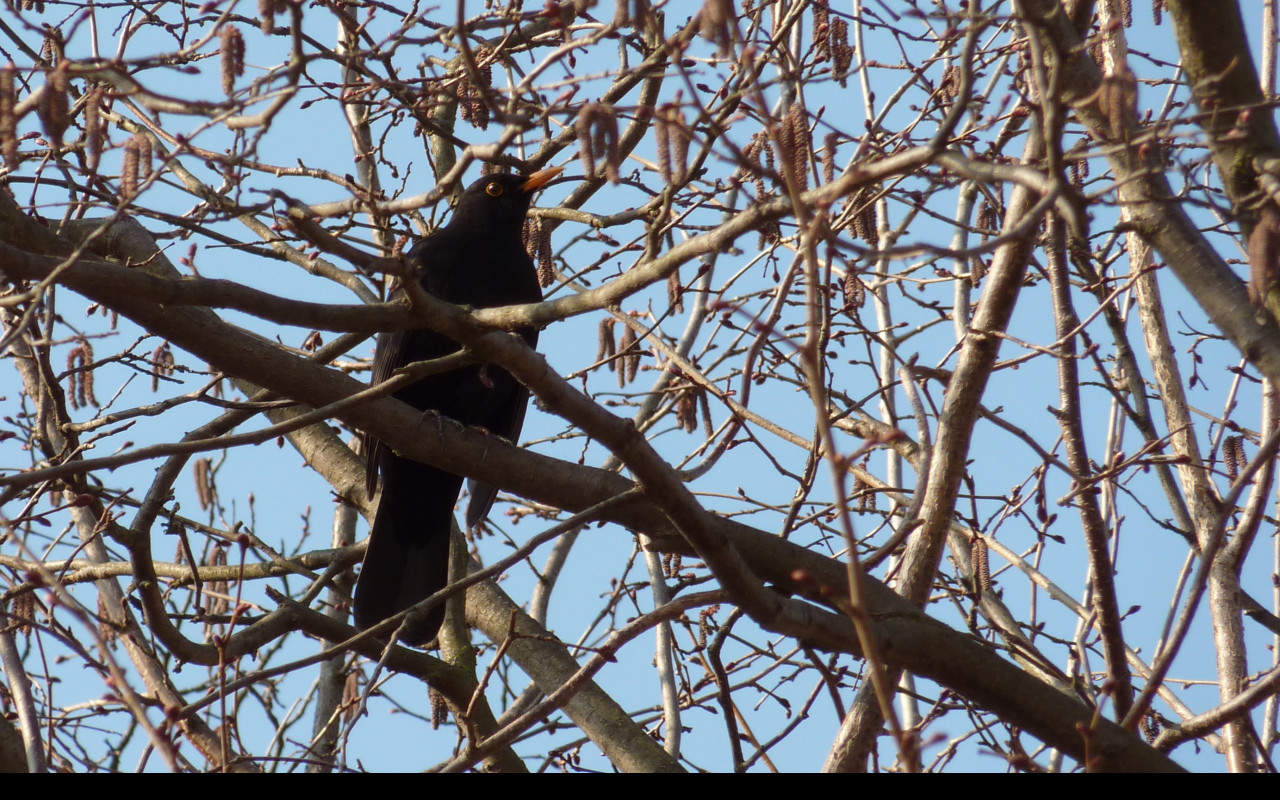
(414, 237, 541, 308)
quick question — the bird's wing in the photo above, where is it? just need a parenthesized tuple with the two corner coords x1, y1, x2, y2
(363, 327, 407, 498)
(464, 384, 530, 528)
(364, 232, 438, 497)
(464, 328, 538, 528)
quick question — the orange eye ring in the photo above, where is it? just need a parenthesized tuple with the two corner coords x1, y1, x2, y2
(485, 182, 504, 197)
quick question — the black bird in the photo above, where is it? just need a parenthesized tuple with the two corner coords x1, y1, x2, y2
(354, 167, 560, 645)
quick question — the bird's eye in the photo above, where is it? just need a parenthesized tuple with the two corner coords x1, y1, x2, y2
(485, 182, 504, 197)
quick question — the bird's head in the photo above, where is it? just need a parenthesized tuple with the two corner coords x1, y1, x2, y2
(447, 167, 564, 233)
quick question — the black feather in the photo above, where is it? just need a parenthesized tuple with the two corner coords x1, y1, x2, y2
(353, 169, 557, 645)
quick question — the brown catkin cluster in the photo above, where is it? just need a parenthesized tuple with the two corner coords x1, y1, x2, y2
(457, 48, 493, 130)
(698, 605, 719, 649)
(668, 269, 684, 313)
(38, 65, 69, 147)
(675, 379, 702, 433)
(977, 198, 999, 232)
(830, 19, 852, 87)
(575, 102, 620, 183)
(845, 186, 878, 245)
(970, 256, 986, 286)
(698, 0, 734, 57)
(853, 474, 874, 511)
(822, 131, 838, 185)
(939, 65, 960, 101)
(195, 457, 214, 510)
(122, 138, 139, 197)
(1089, 38, 1105, 72)
(205, 543, 229, 617)
(1098, 65, 1137, 141)
(742, 131, 781, 246)
(842, 270, 866, 313)
(742, 130, 773, 198)
(341, 671, 361, 724)
(84, 88, 103, 172)
(1140, 711, 1162, 742)
(597, 317, 617, 366)
(122, 133, 153, 197)
(1223, 435, 1247, 481)
(813, 0, 830, 61)
(0, 66, 16, 167)
(430, 687, 447, 729)
(971, 536, 991, 593)
(617, 323, 640, 386)
(40, 27, 61, 65)
(655, 102, 689, 184)
(12, 591, 35, 634)
(259, 0, 287, 32)
(151, 341, 175, 392)
(1070, 144, 1090, 189)
(778, 104, 811, 191)
(66, 336, 97, 410)
(220, 25, 245, 96)
(414, 78, 445, 121)
(523, 216, 555, 288)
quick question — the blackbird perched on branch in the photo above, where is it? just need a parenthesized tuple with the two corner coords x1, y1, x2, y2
(353, 167, 561, 646)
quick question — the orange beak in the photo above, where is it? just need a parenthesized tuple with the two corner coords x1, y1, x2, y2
(519, 166, 564, 193)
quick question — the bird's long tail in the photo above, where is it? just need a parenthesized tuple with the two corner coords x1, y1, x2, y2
(353, 457, 462, 645)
